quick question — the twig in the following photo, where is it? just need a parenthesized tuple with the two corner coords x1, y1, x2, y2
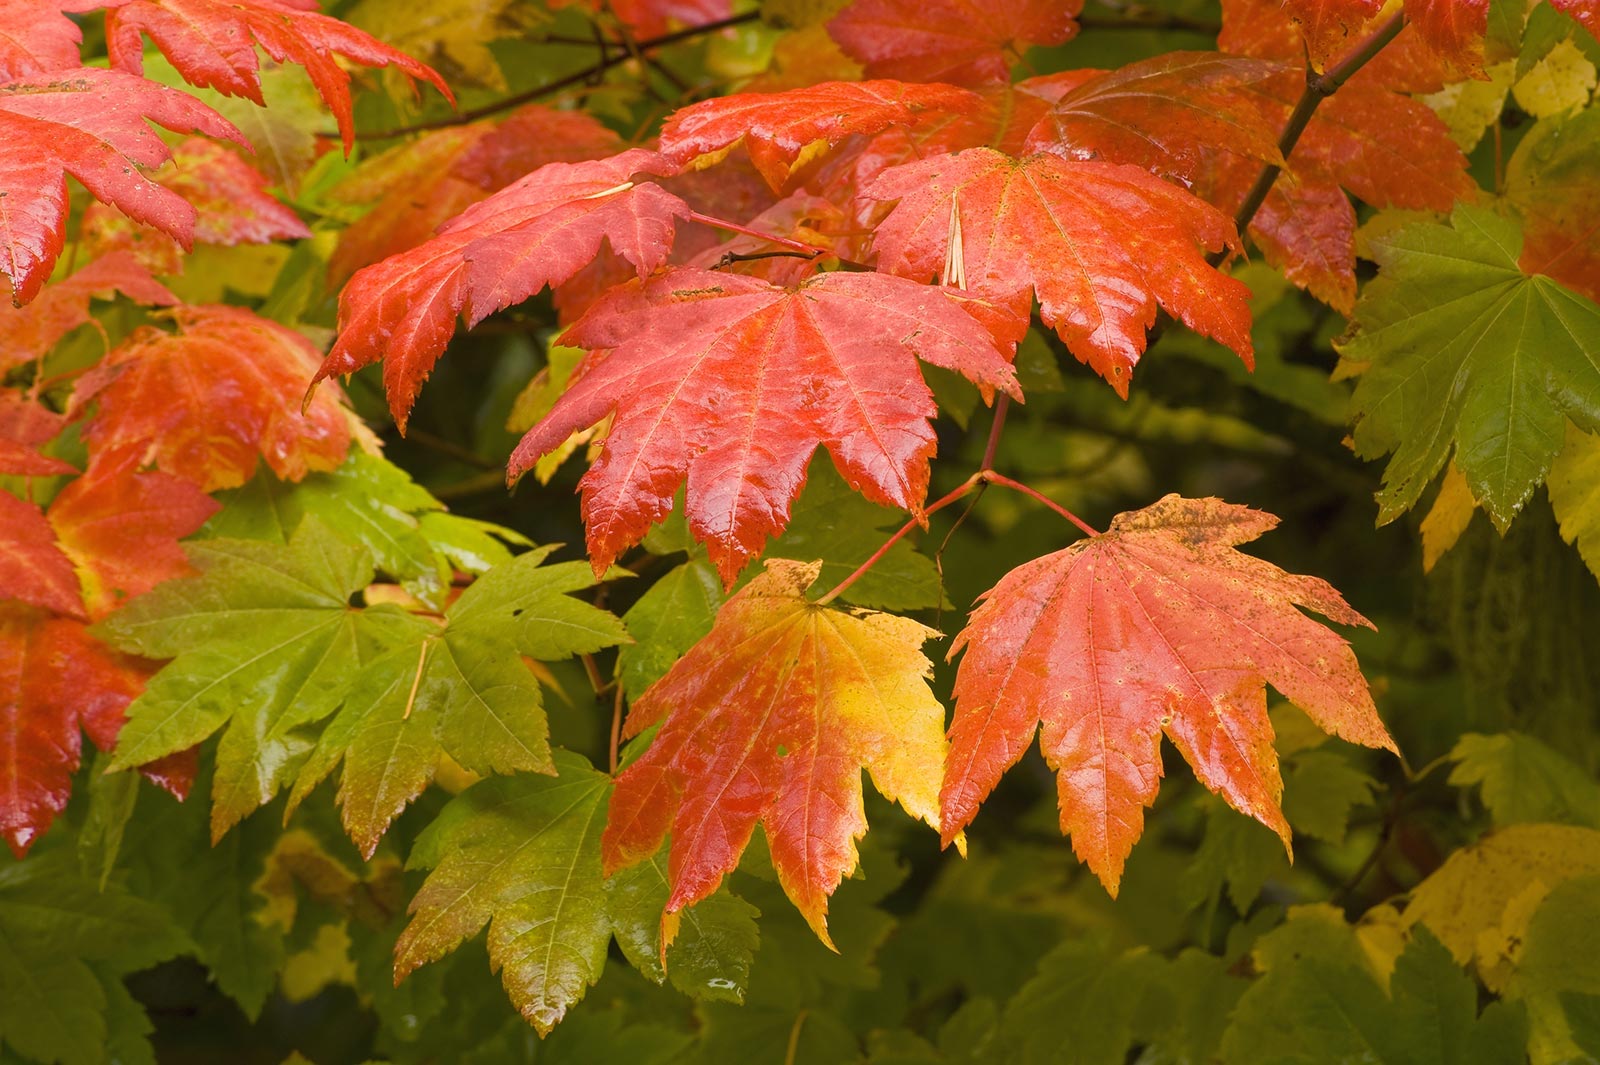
(357, 12, 760, 139)
(816, 475, 984, 605)
(1211, 11, 1406, 260)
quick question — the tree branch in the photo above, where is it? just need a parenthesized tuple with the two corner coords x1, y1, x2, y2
(357, 12, 759, 140)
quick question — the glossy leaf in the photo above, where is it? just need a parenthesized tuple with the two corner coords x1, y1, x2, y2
(0, 1, 82, 79)
(512, 266, 1022, 583)
(603, 559, 948, 944)
(659, 79, 984, 188)
(0, 68, 244, 304)
(825, 0, 1080, 87)
(318, 149, 691, 432)
(942, 495, 1391, 893)
(1343, 206, 1600, 529)
(868, 148, 1254, 395)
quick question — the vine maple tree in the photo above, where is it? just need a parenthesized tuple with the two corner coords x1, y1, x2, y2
(4, 0, 1600, 1061)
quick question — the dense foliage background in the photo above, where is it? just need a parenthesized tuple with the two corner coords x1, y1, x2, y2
(4, 0, 1600, 1062)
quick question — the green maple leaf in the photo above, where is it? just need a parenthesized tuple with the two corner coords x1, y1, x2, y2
(1221, 906, 1526, 1065)
(396, 751, 758, 1034)
(288, 546, 627, 856)
(1342, 205, 1600, 528)
(0, 853, 190, 1065)
(1449, 731, 1600, 829)
(99, 519, 417, 840)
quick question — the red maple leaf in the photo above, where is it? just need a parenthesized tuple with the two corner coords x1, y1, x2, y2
(1277, 0, 1383, 70)
(1023, 52, 1287, 183)
(0, 493, 83, 618)
(867, 148, 1254, 395)
(48, 447, 219, 619)
(0, 395, 73, 477)
(941, 496, 1393, 893)
(826, 0, 1081, 87)
(0, 69, 245, 305)
(0, 0, 84, 79)
(80, 138, 312, 273)
(549, 0, 731, 40)
(328, 104, 623, 286)
(0, 254, 178, 370)
(1, 607, 195, 857)
(319, 149, 693, 431)
(100, 0, 451, 150)
(604, 559, 949, 943)
(659, 79, 983, 189)
(511, 266, 1023, 582)
(81, 305, 352, 491)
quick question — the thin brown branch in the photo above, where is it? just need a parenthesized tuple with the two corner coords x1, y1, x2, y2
(357, 12, 759, 140)
(1211, 11, 1406, 261)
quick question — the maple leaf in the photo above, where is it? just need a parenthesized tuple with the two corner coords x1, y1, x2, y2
(80, 138, 311, 273)
(0, 254, 178, 370)
(396, 751, 756, 1031)
(317, 149, 692, 433)
(327, 104, 622, 286)
(0, 395, 72, 477)
(1023, 52, 1288, 183)
(1, 607, 193, 857)
(0, 68, 245, 305)
(825, 0, 1081, 87)
(0, 0, 84, 79)
(47, 447, 219, 620)
(81, 305, 352, 491)
(1507, 107, 1600, 304)
(0, 493, 83, 618)
(941, 495, 1391, 894)
(603, 559, 949, 944)
(658, 79, 984, 188)
(1273, 0, 1491, 72)
(867, 148, 1254, 395)
(511, 266, 1024, 583)
(1342, 206, 1600, 529)
(1218, 0, 1453, 94)
(100, 0, 452, 151)
(288, 546, 626, 856)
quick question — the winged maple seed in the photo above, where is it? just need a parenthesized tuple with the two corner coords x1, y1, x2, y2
(603, 559, 950, 946)
(942, 495, 1395, 895)
(511, 266, 1025, 584)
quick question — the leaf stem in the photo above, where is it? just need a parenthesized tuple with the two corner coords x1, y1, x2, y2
(685, 210, 871, 271)
(814, 474, 984, 605)
(357, 13, 760, 139)
(814, 469, 1100, 606)
(981, 472, 1101, 537)
(1210, 10, 1406, 260)
(609, 685, 624, 775)
(980, 395, 1010, 472)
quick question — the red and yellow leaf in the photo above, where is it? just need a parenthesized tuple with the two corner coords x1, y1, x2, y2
(101, 0, 451, 150)
(48, 447, 218, 619)
(511, 267, 1023, 582)
(0, 253, 177, 369)
(82, 305, 351, 491)
(603, 559, 947, 944)
(942, 495, 1392, 893)
(1553, 0, 1600, 40)
(867, 148, 1253, 395)
(0, 69, 244, 305)
(825, 0, 1081, 87)
(0, 395, 72, 477)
